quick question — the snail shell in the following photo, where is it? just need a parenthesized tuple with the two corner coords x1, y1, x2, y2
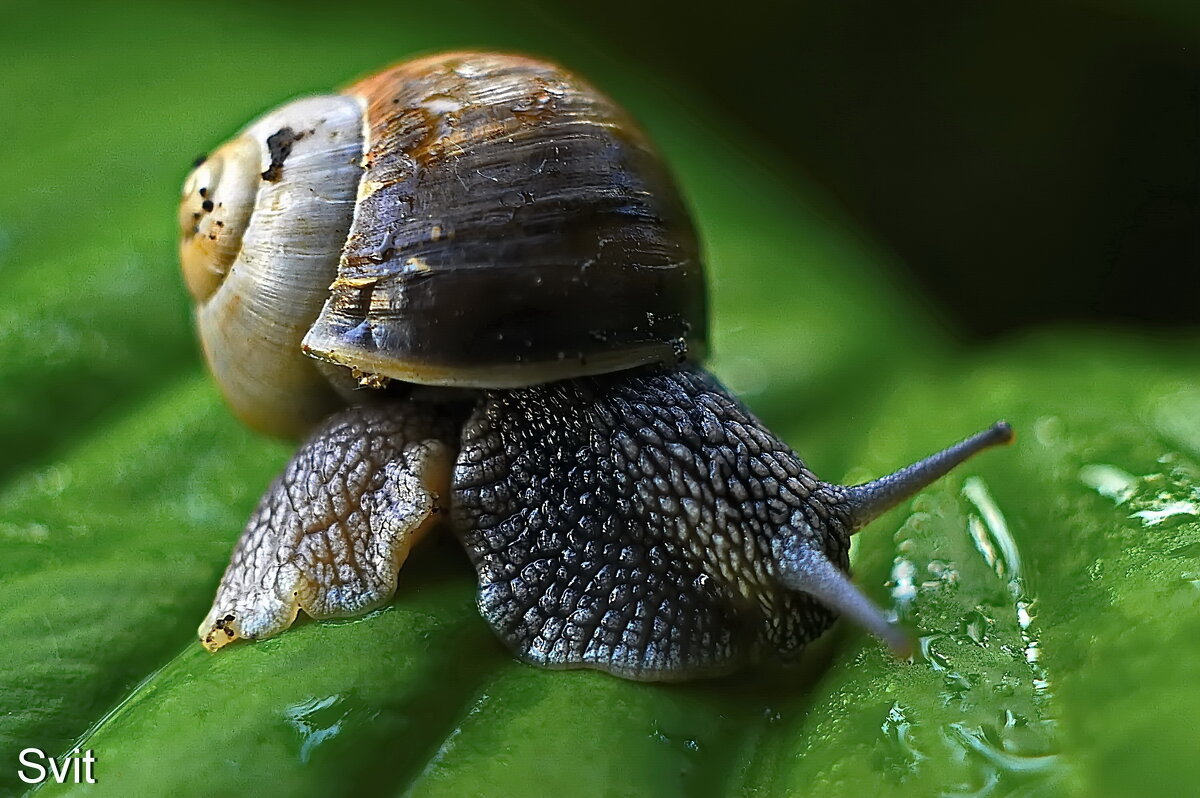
(179, 52, 705, 438)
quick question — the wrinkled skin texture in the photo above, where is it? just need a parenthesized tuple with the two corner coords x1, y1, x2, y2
(455, 368, 850, 679)
(199, 365, 1007, 678)
(199, 402, 458, 651)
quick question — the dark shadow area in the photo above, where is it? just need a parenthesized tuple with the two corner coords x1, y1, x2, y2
(529, 0, 1200, 337)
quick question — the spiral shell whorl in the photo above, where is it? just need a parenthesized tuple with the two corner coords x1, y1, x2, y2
(180, 95, 365, 437)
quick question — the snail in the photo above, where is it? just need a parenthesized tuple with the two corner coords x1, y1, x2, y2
(181, 51, 1013, 680)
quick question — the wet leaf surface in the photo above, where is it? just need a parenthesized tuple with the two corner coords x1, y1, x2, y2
(2, 3, 1194, 797)
(12, 335, 1198, 798)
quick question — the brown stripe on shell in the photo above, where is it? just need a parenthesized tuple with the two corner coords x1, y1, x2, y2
(302, 51, 707, 389)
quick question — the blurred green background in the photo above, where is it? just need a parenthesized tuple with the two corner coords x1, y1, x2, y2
(0, 1, 1197, 796)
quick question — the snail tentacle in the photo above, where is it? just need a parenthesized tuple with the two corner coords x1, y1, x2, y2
(835, 421, 1015, 532)
(772, 529, 911, 656)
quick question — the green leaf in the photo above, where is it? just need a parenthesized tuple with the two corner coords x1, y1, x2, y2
(784, 332, 1200, 798)
(4, 4, 1194, 798)
(14, 334, 1200, 798)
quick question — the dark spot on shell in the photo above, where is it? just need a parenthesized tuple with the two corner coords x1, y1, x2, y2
(201, 199, 215, 212)
(198, 187, 208, 198)
(261, 127, 305, 182)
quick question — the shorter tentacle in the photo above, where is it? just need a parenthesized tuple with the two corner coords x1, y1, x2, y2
(199, 401, 458, 651)
(773, 528, 911, 656)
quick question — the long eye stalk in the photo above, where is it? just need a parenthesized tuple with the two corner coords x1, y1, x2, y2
(841, 422, 1014, 532)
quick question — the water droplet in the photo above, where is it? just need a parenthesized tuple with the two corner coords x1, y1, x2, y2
(422, 94, 464, 115)
(1015, 599, 1034, 631)
(959, 609, 993, 646)
(992, 679, 1017, 697)
(963, 477, 1022, 582)
(285, 695, 349, 764)
(921, 559, 960, 591)
(1132, 499, 1199, 526)
(1079, 464, 1137, 504)
(917, 634, 951, 672)
(877, 702, 925, 777)
(945, 722, 1061, 775)
(890, 557, 918, 605)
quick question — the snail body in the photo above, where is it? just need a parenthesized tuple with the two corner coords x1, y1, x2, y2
(184, 52, 1012, 680)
